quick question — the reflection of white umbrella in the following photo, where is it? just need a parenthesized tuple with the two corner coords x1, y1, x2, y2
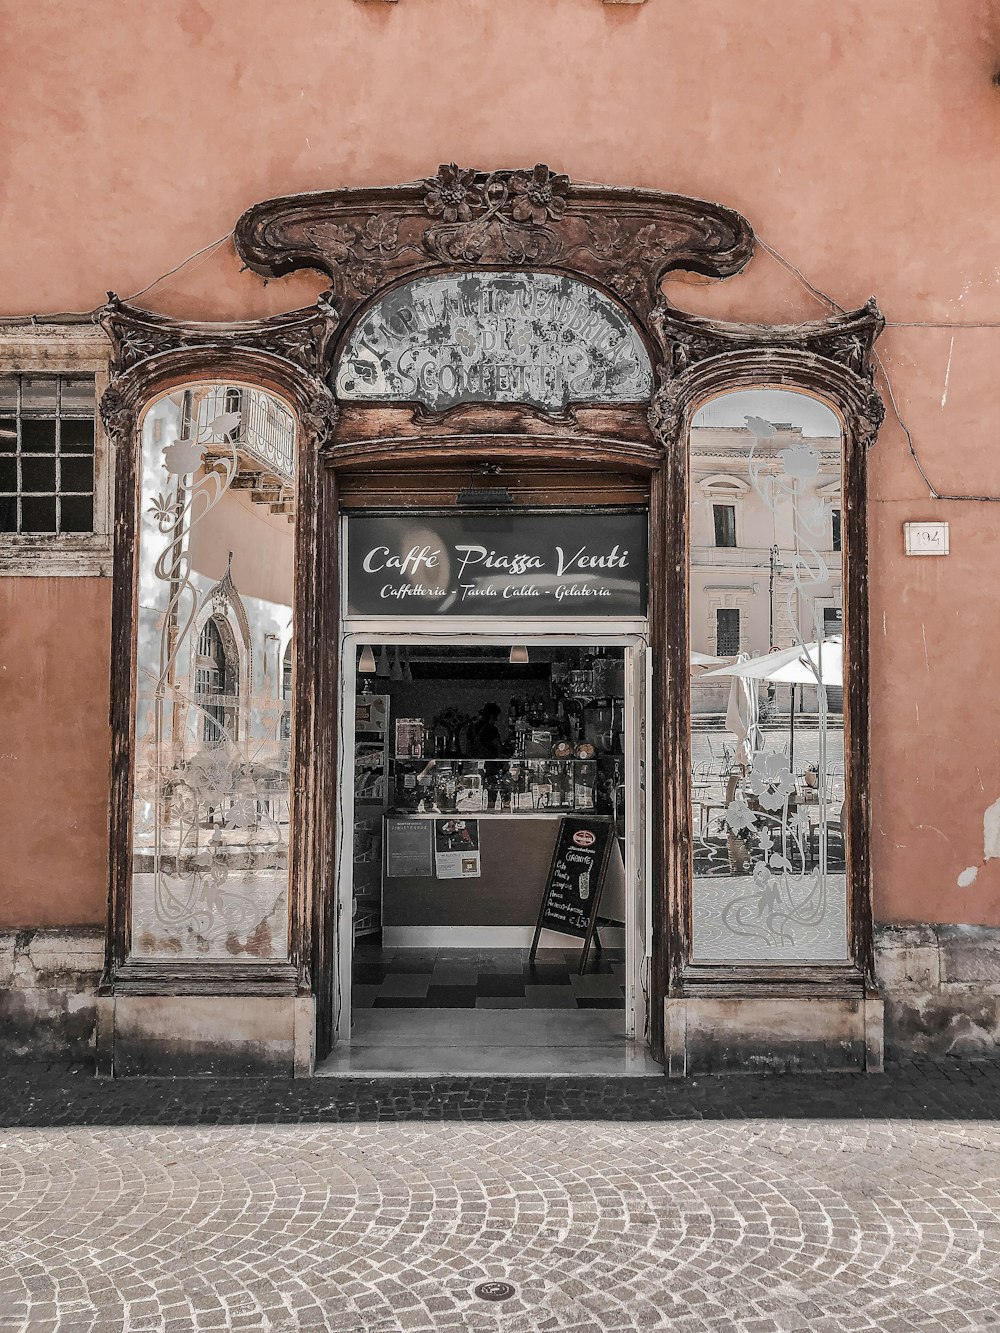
(703, 637, 842, 687)
(723, 653, 762, 767)
(704, 638, 842, 767)
(690, 650, 728, 673)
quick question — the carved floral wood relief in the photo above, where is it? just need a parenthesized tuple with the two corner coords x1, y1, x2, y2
(234, 164, 756, 322)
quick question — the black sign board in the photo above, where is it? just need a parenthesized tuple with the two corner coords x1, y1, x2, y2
(346, 510, 647, 618)
(530, 815, 615, 973)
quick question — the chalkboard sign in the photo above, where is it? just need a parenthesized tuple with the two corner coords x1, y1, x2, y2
(530, 815, 614, 973)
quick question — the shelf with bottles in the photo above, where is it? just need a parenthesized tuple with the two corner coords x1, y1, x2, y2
(389, 694, 625, 764)
(389, 755, 624, 817)
(549, 646, 626, 704)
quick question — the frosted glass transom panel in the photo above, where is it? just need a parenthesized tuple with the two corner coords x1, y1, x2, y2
(334, 271, 653, 413)
(130, 385, 295, 960)
(688, 389, 849, 964)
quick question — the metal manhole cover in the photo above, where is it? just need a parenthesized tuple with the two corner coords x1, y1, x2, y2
(473, 1281, 516, 1302)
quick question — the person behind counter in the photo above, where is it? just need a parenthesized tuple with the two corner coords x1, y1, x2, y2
(470, 703, 503, 809)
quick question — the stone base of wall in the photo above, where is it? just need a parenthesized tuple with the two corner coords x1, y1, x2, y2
(100, 994, 314, 1077)
(6, 924, 1000, 1070)
(665, 994, 883, 1076)
(876, 924, 1000, 1055)
(0, 928, 104, 1063)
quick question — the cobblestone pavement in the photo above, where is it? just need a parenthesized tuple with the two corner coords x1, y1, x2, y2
(2, 1062, 1000, 1332)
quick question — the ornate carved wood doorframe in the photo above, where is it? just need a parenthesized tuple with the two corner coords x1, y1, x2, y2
(99, 166, 885, 1071)
(648, 305, 886, 1038)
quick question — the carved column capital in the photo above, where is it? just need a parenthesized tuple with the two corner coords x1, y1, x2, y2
(98, 380, 137, 444)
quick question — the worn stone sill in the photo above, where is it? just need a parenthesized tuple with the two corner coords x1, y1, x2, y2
(0, 535, 113, 577)
(111, 958, 300, 996)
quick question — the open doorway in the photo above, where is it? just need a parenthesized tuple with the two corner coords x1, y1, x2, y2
(317, 637, 657, 1076)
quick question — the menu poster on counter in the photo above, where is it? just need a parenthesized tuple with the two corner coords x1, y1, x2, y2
(531, 815, 614, 971)
(385, 817, 434, 878)
(434, 819, 481, 879)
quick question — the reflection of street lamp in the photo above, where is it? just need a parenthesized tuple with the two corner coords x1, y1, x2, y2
(768, 545, 784, 647)
(768, 545, 784, 705)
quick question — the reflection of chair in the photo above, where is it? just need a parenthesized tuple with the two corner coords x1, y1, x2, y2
(808, 800, 847, 870)
(724, 774, 753, 874)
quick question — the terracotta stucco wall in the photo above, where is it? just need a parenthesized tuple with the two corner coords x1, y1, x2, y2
(2, 0, 1000, 927)
(0, 580, 111, 926)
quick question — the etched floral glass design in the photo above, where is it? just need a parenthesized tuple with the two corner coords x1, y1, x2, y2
(334, 272, 653, 413)
(688, 389, 848, 963)
(130, 385, 296, 959)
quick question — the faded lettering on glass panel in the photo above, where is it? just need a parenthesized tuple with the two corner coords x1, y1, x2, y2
(334, 272, 653, 413)
(687, 389, 849, 964)
(131, 385, 295, 960)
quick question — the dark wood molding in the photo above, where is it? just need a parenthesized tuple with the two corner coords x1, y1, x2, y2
(646, 299, 885, 999)
(97, 300, 339, 994)
(101, 292, 340, 381)
(96, 186, 886, 1072)
(680, 963, 868, 996)
(651, 297, 885, 389)
(234, 167, 755, 325)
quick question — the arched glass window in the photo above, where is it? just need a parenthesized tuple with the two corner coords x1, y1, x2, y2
(130, 382, 295, 962)
(687, 388, 847, 965)
(334, 271, 653, 413)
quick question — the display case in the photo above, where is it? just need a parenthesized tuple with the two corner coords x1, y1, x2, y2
(353, 693, 389, 937)
(390, 756, 623, 817)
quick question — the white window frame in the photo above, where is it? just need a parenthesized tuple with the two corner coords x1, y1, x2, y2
(0, 322, 112, 577)
(698, 473, 749, 552)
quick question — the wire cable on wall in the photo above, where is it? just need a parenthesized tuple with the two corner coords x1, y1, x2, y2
(0, 230, 234, 324)
(3, 219, 1000, 502)
(756, 236, 1000, 504)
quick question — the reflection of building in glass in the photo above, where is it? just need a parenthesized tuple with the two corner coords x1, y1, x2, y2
(689, 394, 847, 966)
(131, 385, 296, 961)
(194, 617, 231, 744)
(690, 418, 843, 715)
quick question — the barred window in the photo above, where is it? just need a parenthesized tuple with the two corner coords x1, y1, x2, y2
(0, 375, 96, 534)
(716, 607, 740, 656)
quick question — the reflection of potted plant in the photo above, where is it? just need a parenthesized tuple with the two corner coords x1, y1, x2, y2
(434, 707, 471, 757)
(804, 763, 819, 789)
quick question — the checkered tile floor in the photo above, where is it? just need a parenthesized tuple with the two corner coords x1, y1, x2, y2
(352, 944, 627, 1009)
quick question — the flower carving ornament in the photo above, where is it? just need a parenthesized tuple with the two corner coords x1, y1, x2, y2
(508, 164, 570, 224)
(424, 164, 479, 223)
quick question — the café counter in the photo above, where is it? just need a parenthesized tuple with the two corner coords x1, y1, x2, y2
(380, 811, 626, 943)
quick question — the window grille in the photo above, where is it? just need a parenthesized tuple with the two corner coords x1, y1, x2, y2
(196, 619, 228, 744)
(832, 508, 842, 552)
(716, 607, 740, 656)
(0, 375, 96, 534)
